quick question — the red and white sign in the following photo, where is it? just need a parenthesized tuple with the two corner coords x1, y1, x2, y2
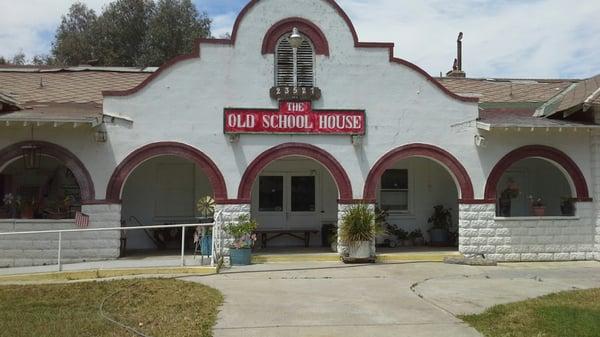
(224, 101, 365, 135)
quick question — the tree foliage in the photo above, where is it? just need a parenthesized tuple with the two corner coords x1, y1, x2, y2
(50, 0, 211, 67)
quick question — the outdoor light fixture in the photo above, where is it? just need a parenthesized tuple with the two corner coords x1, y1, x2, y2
(94, 125, 108, 143)
(228, 134, 240, 143)
(22, 126, 41, 169)
(287, 27, 305, 88)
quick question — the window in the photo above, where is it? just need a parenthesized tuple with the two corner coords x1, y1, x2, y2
(291, 176, 316, 212)
(380, 169, 409, 212)
(275, 35, 314, 87)
(259, 176, 284, 212)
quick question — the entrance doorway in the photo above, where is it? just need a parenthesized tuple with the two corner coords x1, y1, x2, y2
(251, 156, 338, 248)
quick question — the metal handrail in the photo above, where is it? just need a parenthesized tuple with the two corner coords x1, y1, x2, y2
(0, 211, 223, 271)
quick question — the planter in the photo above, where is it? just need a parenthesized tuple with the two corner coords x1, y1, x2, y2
(347, 241, 371, 259)
(561, 204, 575, 216)
(429, 228, 449, 245)
(330, 241, 338, 252)
(412, 237, 425, 246)
(200, 234, 212, 256)
(229, 247, 252, 265)
(20, 208, 34, 219)
(532, 206, 546, 216)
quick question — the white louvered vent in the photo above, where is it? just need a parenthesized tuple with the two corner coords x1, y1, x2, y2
(276, 37, 314, 87)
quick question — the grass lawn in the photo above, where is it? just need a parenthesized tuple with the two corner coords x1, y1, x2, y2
(460, 288, 600, 337)
(0, 278, 223, 337)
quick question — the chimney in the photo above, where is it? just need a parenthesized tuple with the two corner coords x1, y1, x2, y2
(446, 32, 466, 78)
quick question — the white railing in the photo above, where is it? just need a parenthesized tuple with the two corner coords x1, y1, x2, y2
(0, 210, 224, 271)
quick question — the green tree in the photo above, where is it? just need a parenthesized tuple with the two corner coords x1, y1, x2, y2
(51, 0, 211, 67)
(51, 2, 98, 66)
(141, 0, 211, 66)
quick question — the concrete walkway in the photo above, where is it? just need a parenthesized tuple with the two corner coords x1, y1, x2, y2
(183, 261, 600, 337)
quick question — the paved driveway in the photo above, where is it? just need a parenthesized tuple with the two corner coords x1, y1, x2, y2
(183, 261, 600, 337)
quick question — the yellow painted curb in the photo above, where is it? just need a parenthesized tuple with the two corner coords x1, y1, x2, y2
(0, 266, 217, 283)
(252, 254, 341, 263)
(377, 252, 460, 263)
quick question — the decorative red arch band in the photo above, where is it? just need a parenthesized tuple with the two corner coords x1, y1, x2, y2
(0, 141, 96, 201)
(262, 17, 330, 56)
(363, 144, 474, 202)
(106, 142, 228, 203)
(237, 143, 353, 202)
(484, 145, 591, 201)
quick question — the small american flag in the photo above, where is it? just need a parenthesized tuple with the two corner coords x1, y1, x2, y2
(75, 211, 90, 228)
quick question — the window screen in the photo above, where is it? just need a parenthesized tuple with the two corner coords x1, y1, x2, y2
(291, 176, 315, 212)
(380, 169, 409, 212)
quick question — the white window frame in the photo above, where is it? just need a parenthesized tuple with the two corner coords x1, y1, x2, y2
(378, 168, 413, 215)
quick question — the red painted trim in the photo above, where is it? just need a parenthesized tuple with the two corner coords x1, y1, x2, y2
(338, 199, 375, 204)
(237, 143, 353, 201)
(262, 17, 329, 56)
(484, 145, 590, 201)
(0, 141, 95, 202)
(215, 199, 251, 205)
(363, 143, 474, 201)
(106, 142, 228, 203)
(103, 0, 478, 103)
(458, 199, 495, 204)
(81, 199, 120, 205)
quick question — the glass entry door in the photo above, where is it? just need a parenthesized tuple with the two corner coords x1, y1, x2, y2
(254, 173, 319, 231)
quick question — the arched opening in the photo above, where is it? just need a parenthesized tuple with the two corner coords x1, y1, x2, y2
(494, 158, 575, 217)
(485, 145, 591, 217)
(108, 142, 226, 256)
(0, 141, 94, 220)
(275, 33, 315, 87)
(120, 155, 215, 253)
(239, 143, 352, 251)
(249, 156, 339, 250)
(374, 157, 459, 249)
(0, 155, 82, 219)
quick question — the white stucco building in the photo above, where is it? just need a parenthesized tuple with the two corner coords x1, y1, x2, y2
(1, 0, 600, 267)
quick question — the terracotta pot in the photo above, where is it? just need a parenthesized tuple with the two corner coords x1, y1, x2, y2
(21, 207, 34, 219)
(532, 206, 546, 217)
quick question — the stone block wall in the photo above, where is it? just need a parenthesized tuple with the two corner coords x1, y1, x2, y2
(459, 202, 596, 262)
(0, 203, 121, 268)
(214, 203, 251, 259)
(592, 130, 600, 261)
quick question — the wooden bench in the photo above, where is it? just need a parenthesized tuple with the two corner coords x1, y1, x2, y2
(255, 229, 319, 248)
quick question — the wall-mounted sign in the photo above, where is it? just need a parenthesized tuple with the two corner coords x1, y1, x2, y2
(224, 101, 365, 135)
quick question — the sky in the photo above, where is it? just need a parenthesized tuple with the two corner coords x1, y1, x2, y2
(0, 0, 599, 79)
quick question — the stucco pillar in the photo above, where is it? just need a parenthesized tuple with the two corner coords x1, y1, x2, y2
(337, 203, 377, 258)
(591, 127, 600, 261)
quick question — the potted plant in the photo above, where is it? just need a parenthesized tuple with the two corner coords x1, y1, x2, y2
(20, 197, 39, 219)
(224, 214, 258, 266)
(409, 229, 424, 246)
(339, 204, 379, 261)
(560, 197, 575, 216)
(531, 198, 545, 216)
(2, 193, 21, 218)
(385, 224, 408, 248)
(427, 205, 453, 246)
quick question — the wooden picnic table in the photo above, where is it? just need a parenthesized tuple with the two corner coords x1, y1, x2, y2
(255, 229, 319, 248)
